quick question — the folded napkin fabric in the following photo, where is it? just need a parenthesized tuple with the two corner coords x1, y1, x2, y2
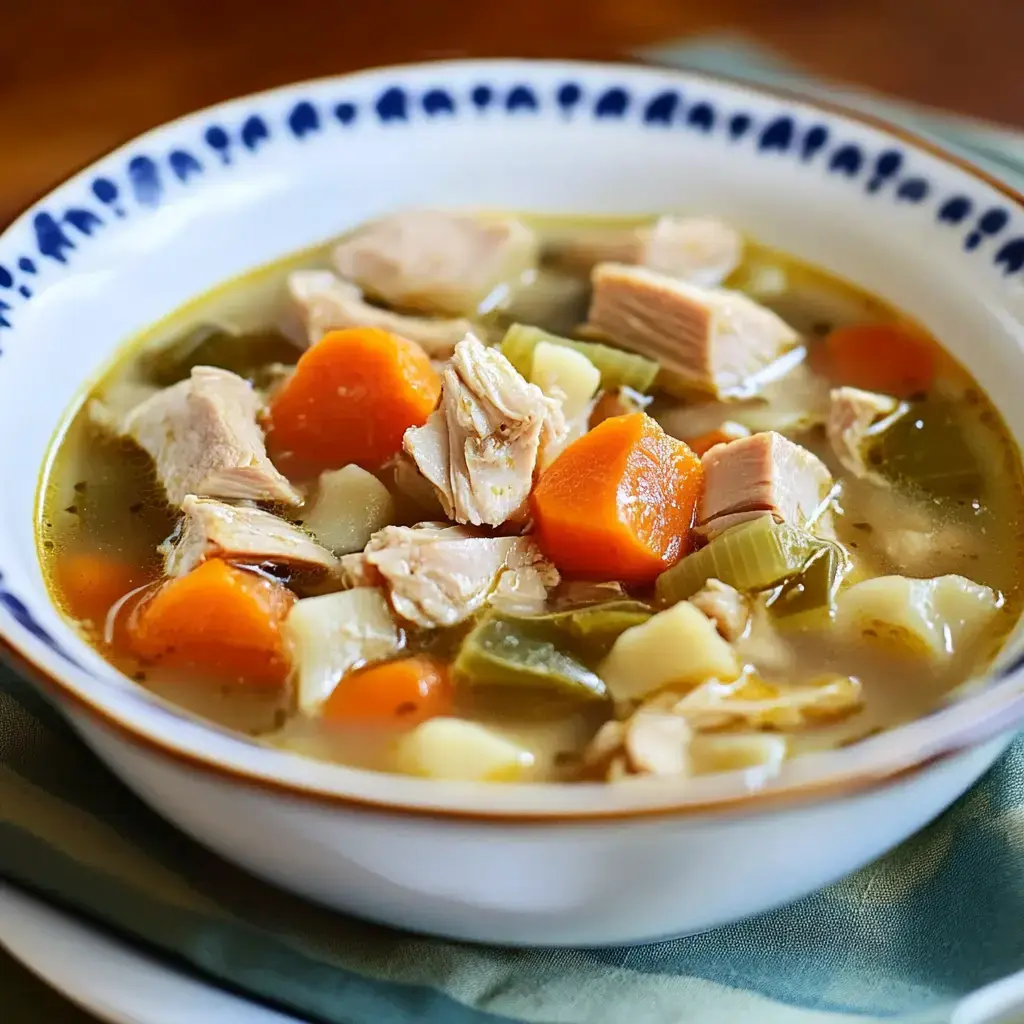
(3, 37, 1024, 1024)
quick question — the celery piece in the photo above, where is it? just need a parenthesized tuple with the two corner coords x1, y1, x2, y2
(536, 600, 653, 659)
(767, 541, 850, 625)
(655, 516, 823, 605)
(454, 615, 608, 701)
(500, 323, 659, 394)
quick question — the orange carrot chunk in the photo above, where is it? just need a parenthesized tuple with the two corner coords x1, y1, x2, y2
(54, 551, 143, 626)
(322, 656, 452, 726)
(531, 413, 703, 583)
(267, 327, 441, 476)
(817, 322, 936, 398)
(127, 559, 294, 686)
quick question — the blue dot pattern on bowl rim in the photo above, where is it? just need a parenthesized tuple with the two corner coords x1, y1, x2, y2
(0, 78, 1022, 328)
(3, 74, 1024, 676)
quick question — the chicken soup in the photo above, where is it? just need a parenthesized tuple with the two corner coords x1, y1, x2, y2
(38, 210, 1024, 783)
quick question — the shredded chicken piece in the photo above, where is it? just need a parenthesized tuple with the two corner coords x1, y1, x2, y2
(288, 270, 472, 357)
(671, 674, 863, 731)
(826, 386, 901, 483)
(332, 210, 537, 317)
(120, 366, 301, 507)
(587, 263, 799, 398)
(162, 496, 337, 576)
(688, 579, 750, 641)
(403, 335, 566, 527)
(344, 522, 559, 628)
(623, 707, 693, 776)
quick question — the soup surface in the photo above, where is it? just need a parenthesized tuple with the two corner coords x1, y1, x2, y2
(38, 210, 1024, 783)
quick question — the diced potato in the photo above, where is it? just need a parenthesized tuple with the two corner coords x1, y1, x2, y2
(302, 465, 396, 555)
(397, 718, 535, 782)
(285, 587, 402, 712)
(530, 340, 601, 421)
(689, 734, 788, 775)
(598, 601, 741, 703)
(835, 574, 1000, 662)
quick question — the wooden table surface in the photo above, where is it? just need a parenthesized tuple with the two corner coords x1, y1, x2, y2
(1, 0, 1022, 230)
(1, 0, 1021, 1019)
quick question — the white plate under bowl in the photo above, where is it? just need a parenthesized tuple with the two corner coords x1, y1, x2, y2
(0, 882, 302, 1024)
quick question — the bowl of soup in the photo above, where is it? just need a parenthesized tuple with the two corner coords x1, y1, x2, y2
(3, 59, 1024, 945)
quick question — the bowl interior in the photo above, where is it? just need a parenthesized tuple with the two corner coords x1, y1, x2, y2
(3, 58, 1024, 816)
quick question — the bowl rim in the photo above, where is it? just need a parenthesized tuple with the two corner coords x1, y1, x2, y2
(6, 56, 1024, 822)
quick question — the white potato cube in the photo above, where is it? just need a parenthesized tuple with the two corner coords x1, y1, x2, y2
(302, 465, 396, 555)
(599, 601, 741, 703)
(835, 574, 1000, 662)
(397, 718, 534, 782)
(530, 341, 601, 421)
(285, 588, 402, 712)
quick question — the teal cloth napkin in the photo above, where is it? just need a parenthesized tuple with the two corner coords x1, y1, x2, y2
(4, 38, 1024, 1024)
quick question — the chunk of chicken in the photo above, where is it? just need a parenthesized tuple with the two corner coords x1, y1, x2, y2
(587, 263, 799, 398)
(344, 522, 559, 629)
(688, 579, 750, 641)
(698, 431, 833, 539)
(332, 210, 537, 317)
(826, 386, 901, 482)
(403, 335, 566, 527)
(121, 366, 301, 507)
(162, 496, 337, 576)
(544, 216, 742, 289)
(287, 270, 472, 358)
(638, 216, 743, 288)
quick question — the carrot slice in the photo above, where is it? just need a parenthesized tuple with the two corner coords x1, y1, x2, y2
(531, 413, 703, 583)
(53, 551, 143, 626)
(816, 322, 936, 398)
(685, 422, 750, 457)
(267, 327, 441, 476)
(322, 656, 452, 726)
(128, 559, 295, 686)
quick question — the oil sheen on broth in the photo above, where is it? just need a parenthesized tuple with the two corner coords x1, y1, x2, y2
(37, 211, 1024, 784)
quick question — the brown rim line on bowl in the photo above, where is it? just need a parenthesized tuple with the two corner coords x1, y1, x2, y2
(10, 58, 1024, 822)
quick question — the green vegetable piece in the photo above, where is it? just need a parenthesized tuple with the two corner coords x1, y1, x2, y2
(534, 600, 653, 659)
(501, 323, 659, 394)
(868, 398, 983, 500)
(767, 541, 850, 626)
(143, 324, 299, 388)
(454, 615, 608, 701)
(655, 515, 824, 605)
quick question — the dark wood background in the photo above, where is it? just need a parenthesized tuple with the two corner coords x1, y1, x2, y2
(0, 0, 1022, 229)
(1, 0, 1021, 1019)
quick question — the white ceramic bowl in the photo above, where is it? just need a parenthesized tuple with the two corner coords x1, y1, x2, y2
(3, 59, 1024, 946)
